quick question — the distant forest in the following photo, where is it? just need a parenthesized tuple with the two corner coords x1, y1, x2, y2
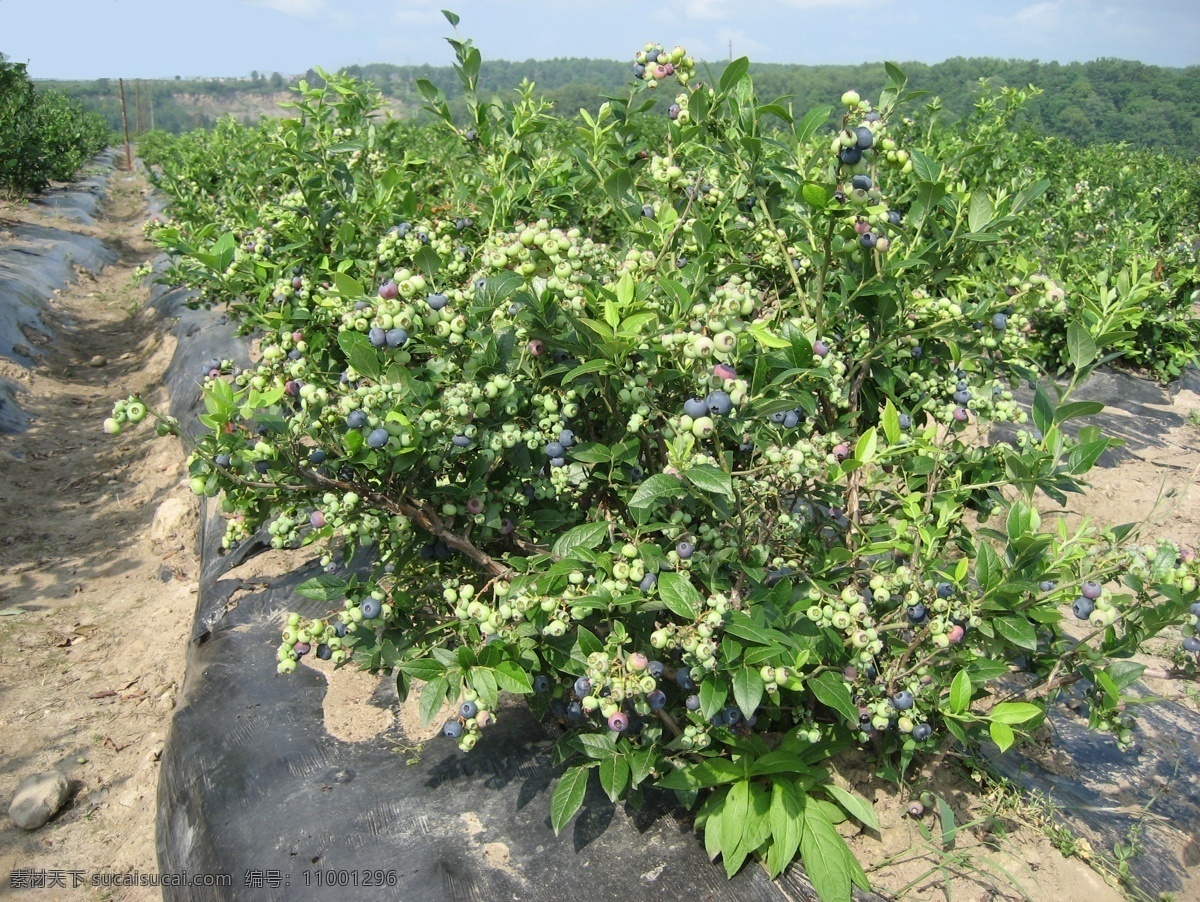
(37, 56, 1200, 155)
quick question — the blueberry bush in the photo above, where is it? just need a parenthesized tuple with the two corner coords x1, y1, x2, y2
(0, 57, 110, 195)
(116, 15, 1200, 900)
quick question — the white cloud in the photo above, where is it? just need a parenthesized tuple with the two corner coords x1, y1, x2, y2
(244, 0, 328, 16)
(390, 0, 445, 26)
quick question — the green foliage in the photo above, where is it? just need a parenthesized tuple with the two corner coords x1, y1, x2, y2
(117, 30, 1200, 902)
(0, 59, 110, 194)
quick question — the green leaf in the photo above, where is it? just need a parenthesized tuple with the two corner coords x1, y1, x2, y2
(573, 732, 619, 759)
(551, 522, 609, 559)
(399, 658, 446, 682)
(418, 675, 450, 727)
(937, 796, 958, 849)
(881, 401, 900, 446)
(441, 9, 460, 27)
(599, 755, 630, 802)
(794, 105, 832, 143)
(989, 702, 1042, 725)
(699, 675, 729, 721)
(1067, 321, 1097, 370)
(989, 720, 1015, 753)
(337, 330, 382, 381)
(1106, 661, 1146, 692)
(561, 359, 613, 385)
(492, 661, 534, 694)
(967, 191, 994, 233)
(1032, 384, 1055, 437)
(808, 671, 858, 725)
(854, 428, 877, 465)
(550, 765, 590, 835)
(1055, 400, 1105, 424)
(332, 271, 365, 299)
(684, 465, 734, 499)
(802, 182, 830, 210)
(766, 779, 805, 877)
(801, 803, 856, 902)
(294, 574, 348, 602)
(719, 57, 750, 94)
(949, 669, 972, 714)
(719, 780, 751, 869)
(994, 616, 1038, 651)
(824, 783, 879, 831)
(628, 473, 685, 511)
(733, 667, 765, 719)
(658, 572, 701, 619)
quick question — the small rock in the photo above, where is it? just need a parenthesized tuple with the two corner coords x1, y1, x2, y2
(8, 771, 71, 830)
(88, 355, 107, 367)
(12, 343, 32, 357)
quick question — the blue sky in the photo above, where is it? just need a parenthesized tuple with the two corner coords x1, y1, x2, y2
(2, 0, 1197, 80)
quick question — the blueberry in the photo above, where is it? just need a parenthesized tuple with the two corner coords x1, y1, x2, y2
(1039, 580, 1056, 592)
(891, 691, 914, 711)
(851, 173, 872, 190)
(214, 453, 231, 468)
(574, 676, 591, 697)
(936, 582, 954, 599)
(769, 411, 788, 425)
(907, 604, 927, 623)
(722, 705, 742, 725)
(558, 429, 575, 448)
(549, 698, 567, 717)
(887, 210, 902, 226)
(641, 204, 656, 219)
(683, 396, 709, 418)
(899, 413, 912, 430)
(333, 621, 347, 638)
(608, 711, 629, 732)
(368, 327, 387, 348)
(702, 391, 732, 417)
(366, 428, 389, 449)
(309, 449, 327, 465)
(676, 669, 696, 691)
(427, 293, 448, 310)
(533, 675, 551, 694)
(545, 441, 565, 458)
(254, 460, 271, 474)
(1183, 637, 1200, 653)
(854, 126, 874, 149)
(292, 642, 310, 656)
(460, 700, 479, 719)
(386, 327, 408, 348)
(452, 434, 472, 448)
(648, 690, 667, 710)
(633, 63, 646, 78)
(859, 232, 878, 250)
(783, 410, 801, 429)
(566, 702, 583, 720)
(1081, 581, 1103, 600)
(639, 572, 657, 592)
(839, 146, 863, 165)
(910, 346, 923, 359)
(316, 643, 332, 660)
(549, 456, 566, 468)
(992, 312, 1008, 331)
(685, 694, 701, 711)
(648, 660, 665, 678)
(954, 390, 971, 404)
(1072, 596, 1095, 620)
(676, 541, 694, 560)
(360, 598, 382, 620)
(1191, 602, 1200, 617)
(346, 410, 368, 429)
(913, 723, 932, 741)
(953, 407, 969, 423)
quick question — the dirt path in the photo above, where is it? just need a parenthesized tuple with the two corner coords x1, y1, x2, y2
(0, 166, 197, 901)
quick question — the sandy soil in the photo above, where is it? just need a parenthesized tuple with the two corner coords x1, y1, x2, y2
(0, 160, 1197, 901)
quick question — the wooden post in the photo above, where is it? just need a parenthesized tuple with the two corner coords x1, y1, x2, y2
(118, 78, 132, 169)
(148, 85, 155, 131)
(135, 78, 142, 134)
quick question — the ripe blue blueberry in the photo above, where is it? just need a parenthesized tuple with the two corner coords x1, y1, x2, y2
(641, 204, 656, 219)
(954, 390, 971, 404)
(1183, 637, 1200, 653)
(334, 621, 347, 638)
(854, 126, 874, 149)
(386, 327, 408, 348)
(639, 572, 657, 592)
(545, 441, 565, 458)
(549, 456, 566, 468)
(316, 644, 332, 660)
(913, 723, 932, 741)
(574, 676, 592, 697)
(769, 411, 788, 425)
(899, 413, 912, 430)
(783, 410, 801, 429)
(683, 396, 709, 418)
(1081, 581, 1103, 600)
(887, 210, 902, 225)
(215, 453, 231, 468)
(839, 146, 863, 165)
(460, 700, 479, 719)
(676, 669, 696, 691)
(992, 313, 1008, 331)
(368, 327, 387, 348)
(936, 582, 954, 599)
(549, 698, 567, 717)
(907, 604, 927, 623)
(1072, 596, 1095, 620)
(346, 410, 368, 429)
(533, 675, 551, 694)
(851, 174, 872, 190)
(360, 598, 382, 620)
(1039, 580, 1056, 592)
(1191, 602, 1200, 617)
(452, 434, 472, 448)
(558, 429, 575, 447)
(706, 391, 733, 417)
(648, 660, 665, 678)
(648, 690, 667, 710)
(859, 232, 878, 250)
(566, 701, 583, 720)
(426, 293, 448, 310)
(676, 541, 695, 559)
(366, 428, 389, 449)
(443, 720, 463, 738)
(722, 705, 742, 725)
(891, 691, 914, 711)
(309, 449, 327, 465)
(685, 694, 701, 711)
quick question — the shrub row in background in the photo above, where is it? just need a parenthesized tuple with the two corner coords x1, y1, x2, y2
(0, 57, 111, 195)
(121, 17, 1200, 901)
